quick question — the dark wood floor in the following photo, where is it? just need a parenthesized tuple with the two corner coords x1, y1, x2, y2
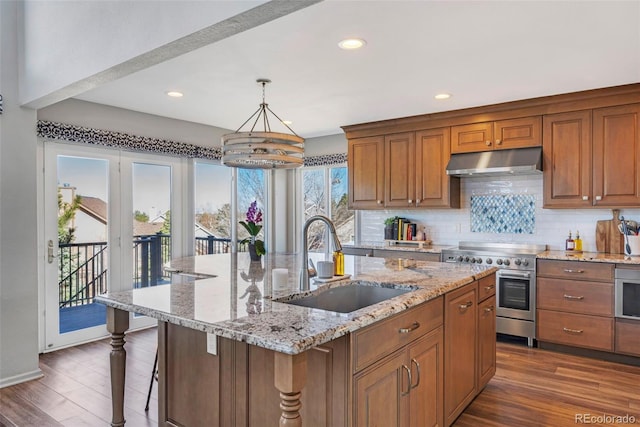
(1, 329, 639, 426)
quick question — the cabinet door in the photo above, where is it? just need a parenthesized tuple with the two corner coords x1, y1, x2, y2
(593, 103, 640, 206)
(444, 283, 478, 426)
(385, 132, 416, 208)
(451, 122, 493, 153)
(415, 128, 460, 208)
(348, 136, 384, 209)
(354, 351, 409, 427)
(494, 116, 542, 150)
(477, 297, 496, 390)
(408, 327, 443, 427)
(542, 111, 592, 208)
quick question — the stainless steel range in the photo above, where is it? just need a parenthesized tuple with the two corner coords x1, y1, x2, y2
(442, 241, 548, 347)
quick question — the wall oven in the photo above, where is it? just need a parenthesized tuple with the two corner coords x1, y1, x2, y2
(615, 268, 640, 320)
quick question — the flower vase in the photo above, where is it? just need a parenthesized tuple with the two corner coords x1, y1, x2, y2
(248, 243, 261, 261)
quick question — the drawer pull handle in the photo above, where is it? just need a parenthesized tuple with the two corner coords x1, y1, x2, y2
(563, 294, 584, 300)
(484, 305, 495, 313)
(459, 301, 473, 310)
(563, 269, 585, 274)
(401, 364, 412, 396)
(563, 327, 584, 334)
(410, 358, 421, 389)
(399, 322, 420, 334)
(484, 285, 495, 291)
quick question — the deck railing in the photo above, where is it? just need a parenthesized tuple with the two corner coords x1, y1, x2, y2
(59, 235, 248, 307)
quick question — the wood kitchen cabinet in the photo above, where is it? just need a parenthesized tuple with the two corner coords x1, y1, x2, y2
(444, 282, 477, 426)
(477, 275, 496, 391)
(348, 128, 459, 209)
(348, 136, 384, 209)
(543, 104, 640, 208)
(536, 260, 614, 352)
(451, 116, 542, 154)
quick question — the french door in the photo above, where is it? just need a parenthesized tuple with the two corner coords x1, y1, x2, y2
(42, 143, 187, 351)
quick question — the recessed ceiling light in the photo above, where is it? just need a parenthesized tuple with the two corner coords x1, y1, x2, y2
(434, 93, 451, 100)
(166, 91, 183, 98)
(338, 38, 366, 50)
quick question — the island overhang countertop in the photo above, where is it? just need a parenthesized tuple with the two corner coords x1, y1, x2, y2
(96, 252, 497, 355)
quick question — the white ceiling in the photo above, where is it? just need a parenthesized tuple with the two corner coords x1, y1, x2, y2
(75, 0, 640, 138)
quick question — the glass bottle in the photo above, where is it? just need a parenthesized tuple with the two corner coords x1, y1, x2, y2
(565, 231, 575, 251)
(333, 250, 345, 276)
(574, 230, 583, 252)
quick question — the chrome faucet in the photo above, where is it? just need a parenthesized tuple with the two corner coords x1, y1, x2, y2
(300, 215, 343, 291)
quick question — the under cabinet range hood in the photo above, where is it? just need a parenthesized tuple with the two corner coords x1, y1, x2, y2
(446, 147, 543, 177)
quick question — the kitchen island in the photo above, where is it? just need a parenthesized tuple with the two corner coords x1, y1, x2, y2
(96, 252, 497, 427)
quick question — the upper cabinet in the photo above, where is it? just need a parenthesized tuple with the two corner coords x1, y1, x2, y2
(543, 104, 640, 208)
(348, 129, 460, 210)
(348, 136, 384, 209)
(451, 116, 542, 154)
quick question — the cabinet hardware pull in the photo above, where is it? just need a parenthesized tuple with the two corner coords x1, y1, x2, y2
(563, 327, 583, 334)
(484, 285, 494, 291)
(399, 322, 420, 334)
(484, 305, 494, 313)
(416, 199, 421, 204)
(495, 139, 502, 145)
(408, 199, 413, 204)
(563, 294, 584, 300)
(582, 196, 589, 201)
(485, 140, 491, 146)
(595, 196, 602, 201)
(401, 364, 412, 396)
(563, 269, 584, 274)
(377, 200, 383, 204)
(459, 301, 473, 310)
(410, 358, 421, 389)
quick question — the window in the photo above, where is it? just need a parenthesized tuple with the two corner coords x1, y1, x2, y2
(302, 166, 354, 251)
(194, 162, 232, 254)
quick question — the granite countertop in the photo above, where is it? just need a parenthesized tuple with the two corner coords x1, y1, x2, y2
(344, 242, 453, 254)
(538, 250, 640, 264)
(96, 252, 496, 355)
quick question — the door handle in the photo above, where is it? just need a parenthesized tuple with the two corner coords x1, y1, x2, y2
(47, 240, 57, 264)
(401, 364, 412, 396)
(410, 358, 421, 389)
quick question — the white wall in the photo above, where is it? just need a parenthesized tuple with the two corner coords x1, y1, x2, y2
(0, 0, 42, 387)
(359, 175, 640, 252)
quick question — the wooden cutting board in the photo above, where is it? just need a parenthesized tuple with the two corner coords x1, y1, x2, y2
(596, 209, 625, 253)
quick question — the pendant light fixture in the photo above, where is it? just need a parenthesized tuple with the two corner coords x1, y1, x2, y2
(221, 79, 304, 169)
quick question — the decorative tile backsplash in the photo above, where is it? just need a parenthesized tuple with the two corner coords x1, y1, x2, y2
(470, 194, 535, 234)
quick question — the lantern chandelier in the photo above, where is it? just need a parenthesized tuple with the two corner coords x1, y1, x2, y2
(221, 79, 304, 169)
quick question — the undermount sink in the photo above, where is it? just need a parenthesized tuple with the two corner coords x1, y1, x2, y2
(278, 281, 414, 313)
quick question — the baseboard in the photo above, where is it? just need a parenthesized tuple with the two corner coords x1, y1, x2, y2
(0, 368, 44, 389)
(538, 341, 640, 367)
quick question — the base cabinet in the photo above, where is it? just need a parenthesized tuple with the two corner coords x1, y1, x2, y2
(615, 319, 640, 357)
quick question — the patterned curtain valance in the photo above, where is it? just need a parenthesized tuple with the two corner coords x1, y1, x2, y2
(37, 120, 347, 167)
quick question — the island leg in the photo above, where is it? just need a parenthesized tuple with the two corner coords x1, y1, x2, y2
(274, 352, 307, 427)
(106, 307, 129, 427)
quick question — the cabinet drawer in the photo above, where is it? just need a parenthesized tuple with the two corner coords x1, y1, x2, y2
(537, 309, 613, 351)
(537, 277, 613, 316)
(537, 259, 614, 282)
(615, 319, 640, 357)
(477, 274, 496, 302)
(352, 297, 443, 373)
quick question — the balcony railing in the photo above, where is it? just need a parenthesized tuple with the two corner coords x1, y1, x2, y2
(59, 235, 248, 308)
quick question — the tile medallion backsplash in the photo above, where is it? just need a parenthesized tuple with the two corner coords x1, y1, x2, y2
(470, 194, 535, 234)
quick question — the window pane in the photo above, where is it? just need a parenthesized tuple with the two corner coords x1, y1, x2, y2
(331, 167, 354, 245)
(303, 169, 326, 250)
(237, 169, 265, 250)
(195, 162, 232, 254)
(132, 163, 171, 288)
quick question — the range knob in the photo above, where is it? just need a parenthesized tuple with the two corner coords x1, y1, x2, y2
(496, 259, 503, 265)
(514, 258, 522, 265)
(503, 259, 511, 266)
(456, 256, 463, 262)
(476, 258, 483, 264)
(469, 257, 476, 263)
(464, 256, 470, 262)
(486, 258, 493, 264)
(522, 259, 530, 267)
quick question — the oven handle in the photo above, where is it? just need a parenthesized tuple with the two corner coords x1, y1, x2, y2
(497, 271, 531, 279)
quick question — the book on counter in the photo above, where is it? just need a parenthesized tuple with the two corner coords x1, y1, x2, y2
(391, 218, 415, 241)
